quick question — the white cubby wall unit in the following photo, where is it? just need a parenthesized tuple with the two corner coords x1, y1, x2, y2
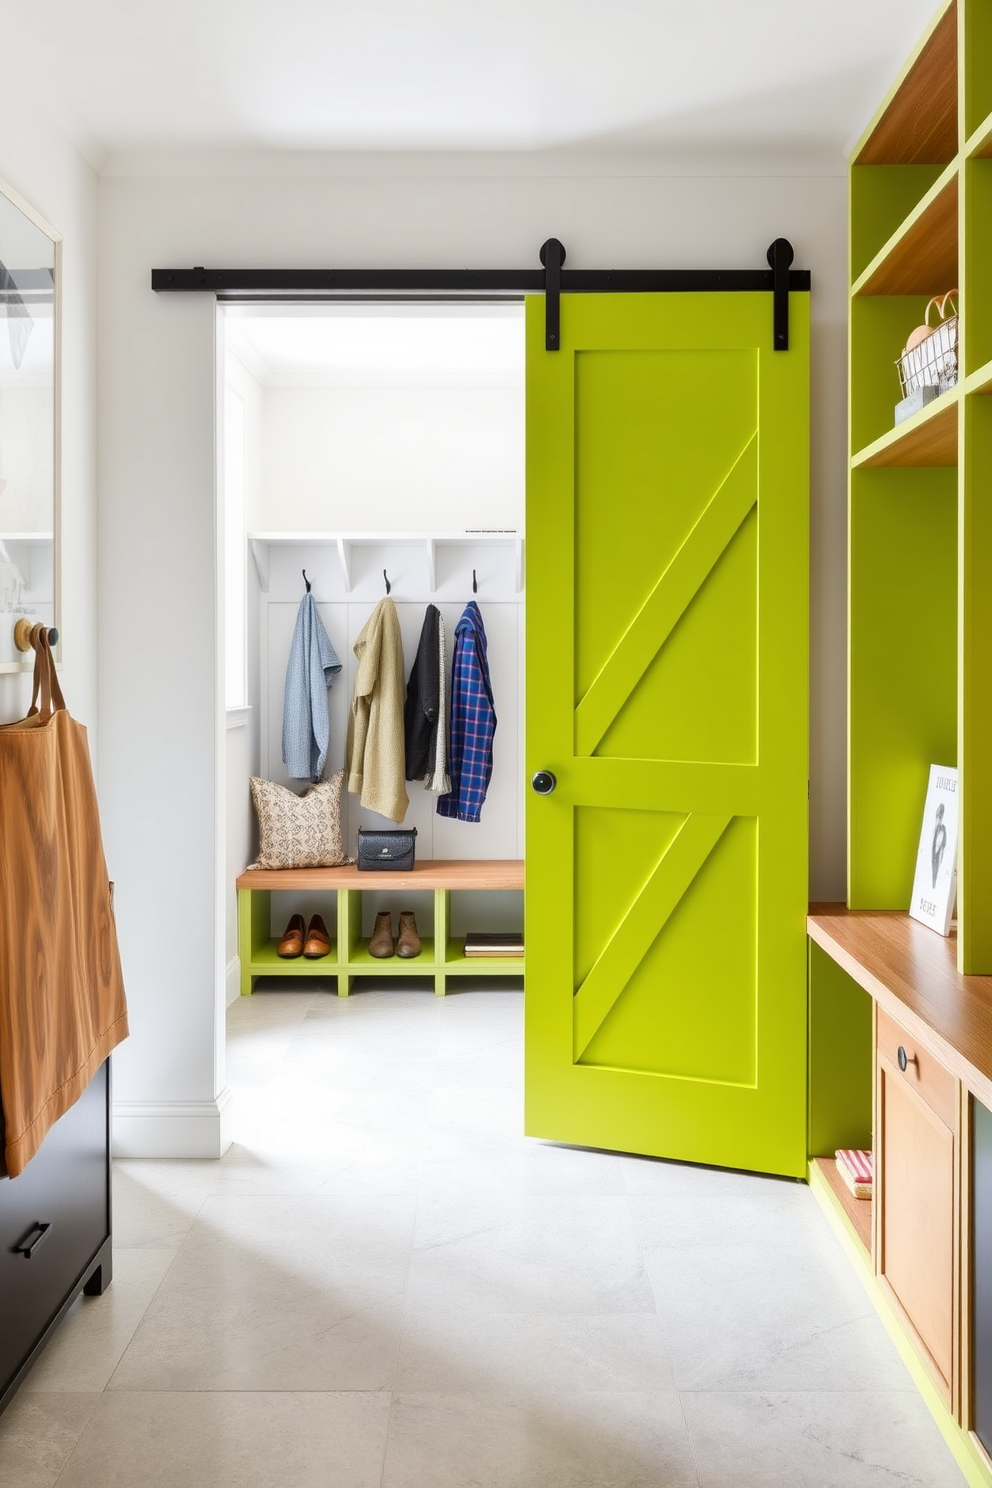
(251, 532, 525, 939)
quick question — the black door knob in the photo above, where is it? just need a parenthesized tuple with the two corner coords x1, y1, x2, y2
(532, 771, 557, 795)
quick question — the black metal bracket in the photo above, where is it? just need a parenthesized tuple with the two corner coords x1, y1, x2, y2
(152, 242, 809, 356)
(540, 238, 566, 352)
(767, 238, 794, 352)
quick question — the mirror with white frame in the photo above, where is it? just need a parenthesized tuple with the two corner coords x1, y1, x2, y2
(0, 178, 59, 670)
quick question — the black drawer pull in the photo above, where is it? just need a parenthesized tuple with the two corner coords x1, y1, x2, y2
(14, 1222, 52, 1259)
(897, 1045, 918, 1074)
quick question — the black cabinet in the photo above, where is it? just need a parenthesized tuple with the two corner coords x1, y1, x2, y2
(973, 1098, 992, 1457)
(0, 1061, 112, 1414)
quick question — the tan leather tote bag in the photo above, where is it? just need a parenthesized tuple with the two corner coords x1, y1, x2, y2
(0, 627, 128, 1176)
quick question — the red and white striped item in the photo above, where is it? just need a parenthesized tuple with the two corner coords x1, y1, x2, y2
(836, 1149, 873, 1184)
(835, 1148, 873, 1198)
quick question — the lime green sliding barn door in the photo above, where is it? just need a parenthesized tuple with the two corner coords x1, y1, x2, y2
(524, 291, 810, 1178)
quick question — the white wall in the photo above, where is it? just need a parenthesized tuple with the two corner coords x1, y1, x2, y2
(98, 166, 847, 1157)
(0, 77, 98, 740)
(259, 382, 524, 532)
(223, 345, 264, 1003)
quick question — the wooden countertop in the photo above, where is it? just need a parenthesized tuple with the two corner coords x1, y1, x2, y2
(808, 904, 992, 1112)
(237, 859, 524, 892)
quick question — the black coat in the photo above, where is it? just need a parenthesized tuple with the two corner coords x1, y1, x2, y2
(404, 605, 441, 781)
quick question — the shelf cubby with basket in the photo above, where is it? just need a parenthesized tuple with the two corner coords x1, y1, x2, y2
(237, 860, 524, 998)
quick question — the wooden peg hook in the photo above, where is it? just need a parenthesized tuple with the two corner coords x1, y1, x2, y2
(13, 619, 59, 652)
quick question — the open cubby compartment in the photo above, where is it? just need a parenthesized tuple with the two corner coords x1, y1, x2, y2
(851, 295, 960, 456)
(238, 886, 341, 991)
(854, 1, 957, 167)
(960, 394, 992, 971)
(808, 941, 874, 1256)
(965, 158, 992, 375)
(851, 165, 955, 286)
(849, 466, 957, 912)
(965, 0, 992, 143)
(853, 163, 958, 298)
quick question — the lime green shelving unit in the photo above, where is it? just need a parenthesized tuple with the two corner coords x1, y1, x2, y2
(808, 7, 992, 1483)
(847, 0, 992, 975)
(236, 860, 524, 997)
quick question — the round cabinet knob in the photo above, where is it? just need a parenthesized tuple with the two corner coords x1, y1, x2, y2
(897, 1045, 918, 1073)
(531, 771, 557, 796)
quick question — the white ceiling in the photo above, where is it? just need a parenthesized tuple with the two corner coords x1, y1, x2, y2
(3, 0, 941, 172)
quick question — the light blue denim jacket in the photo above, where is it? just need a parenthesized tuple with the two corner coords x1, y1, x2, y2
(282, 593, 342, 781)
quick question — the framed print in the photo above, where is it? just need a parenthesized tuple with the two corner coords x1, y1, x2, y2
(909, 764, 958, 937)
(0, 177, 59, 670)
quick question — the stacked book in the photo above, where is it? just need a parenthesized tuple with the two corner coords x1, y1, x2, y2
(464, 931, 524, 958)
(835, 1148, 873, 1200)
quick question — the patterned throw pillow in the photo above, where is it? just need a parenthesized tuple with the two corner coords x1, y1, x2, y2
(248, 771, 353, 870)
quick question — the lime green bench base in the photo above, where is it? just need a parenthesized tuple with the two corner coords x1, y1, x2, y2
(236, 860, 524, 997)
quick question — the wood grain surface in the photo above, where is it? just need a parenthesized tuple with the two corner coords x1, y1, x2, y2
(808, 904, 992, 1112)
(856, 2, 958, 166)
(237, 858, 525, 891)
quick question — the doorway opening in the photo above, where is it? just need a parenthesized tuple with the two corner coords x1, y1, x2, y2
(217, 299, 526, 1017)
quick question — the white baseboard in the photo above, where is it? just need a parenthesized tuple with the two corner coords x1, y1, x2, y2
(226, 955, 242, 1005)
(113, 1086, 234, 1159)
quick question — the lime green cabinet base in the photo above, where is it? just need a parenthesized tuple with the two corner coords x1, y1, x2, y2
(237, 876, 524, 998)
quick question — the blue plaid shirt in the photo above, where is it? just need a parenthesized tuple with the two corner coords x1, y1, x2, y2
(437, 601, 496, 823)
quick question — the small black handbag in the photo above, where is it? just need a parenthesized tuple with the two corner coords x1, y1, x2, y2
(357, 827, 417, 871)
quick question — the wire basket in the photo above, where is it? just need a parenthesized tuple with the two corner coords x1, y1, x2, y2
(895, 291, 959, 398)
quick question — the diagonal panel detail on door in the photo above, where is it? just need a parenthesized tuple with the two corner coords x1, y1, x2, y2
(574, 433, 757, 759)
(572, 811, 732, 1061)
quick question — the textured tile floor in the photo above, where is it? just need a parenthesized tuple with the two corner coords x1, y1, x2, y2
(0, 986, 966, 1486)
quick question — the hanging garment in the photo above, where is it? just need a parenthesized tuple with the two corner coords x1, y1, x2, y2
(404, 604, 451, 795)
(0, 629, 128, 1177)
(437, 600, 496, 824)
(346, 596, 409, 822)
(282, 591, 342, 782)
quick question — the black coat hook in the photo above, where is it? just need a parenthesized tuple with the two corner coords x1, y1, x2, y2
(383, 569, 391, 595)
(302, 569, 311, 593)
(472, 569, 478, 594)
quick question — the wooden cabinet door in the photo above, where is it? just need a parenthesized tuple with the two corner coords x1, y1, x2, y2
(876, 1016, 958, 1403)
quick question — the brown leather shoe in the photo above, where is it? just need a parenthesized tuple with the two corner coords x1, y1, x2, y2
(396, 910, 421, 958)
(303, 913, 332, 959)
(277, 913, 306, 958)
(368, 910, 394, 958)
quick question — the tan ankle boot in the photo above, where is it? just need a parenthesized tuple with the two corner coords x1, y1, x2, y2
(368, 910, 394, 958)
(396, 910, 421, 959)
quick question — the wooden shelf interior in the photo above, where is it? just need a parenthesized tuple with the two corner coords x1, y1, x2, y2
(812, 1157, 873, 1256)
(852, 392, 959, 469)
(854, 166, 958, 297)
(855, 1, 958, 166)
(849, 467, 957, 913)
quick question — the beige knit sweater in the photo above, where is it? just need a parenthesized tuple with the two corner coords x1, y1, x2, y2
(345, 597, 409, 823)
